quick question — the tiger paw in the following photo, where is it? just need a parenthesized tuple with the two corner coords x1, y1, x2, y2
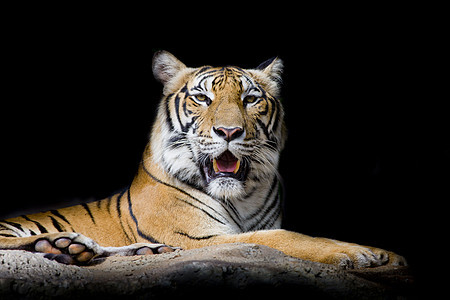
(32, 233, 179, 265)
(324, 244, 408, 269)
(34, 233, 101, 265)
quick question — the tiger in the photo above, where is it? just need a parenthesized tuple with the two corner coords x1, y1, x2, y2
(0, 50, 406, 268)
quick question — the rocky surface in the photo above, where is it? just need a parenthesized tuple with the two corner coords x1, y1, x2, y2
(0, 243, 413, 299)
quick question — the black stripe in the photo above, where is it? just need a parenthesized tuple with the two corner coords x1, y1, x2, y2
(2, 220, 23, 231)
(21, 215, 48, 233)
(256, 118, 272, 141)
(116, 189, 127, 218)
(115, 190, 133, 243)
(212, 74, 225, 87)
(165, 93, 175, 131)
(245, 178, 278, 222)
(49, 216, 64, 232)
(168, 133, 185, 147)
(270, 98, 282, 133)
(0, 233, 16, 237)
(266, 96, 276, 122)
(50, 210, 71, 225)
(106, 196, 113, 214)
(259, 199, 282, 230)
(175, 197, 226, 225)
(125, 219, 138, 244)
(196, 66, 213, 75)
(183, 99, 193, 117)
(174, 94, 186, 132)
(257, 186, 282, 230)
(175, 231, 217, 240)
(174, 85, 199, 133)
(50, 210, 74, 232)
(184, 116, 198, 133)
(127, 188, 160, 244)
(179, 83, 188, 94)
(218, 199, 244, 232)
(81, 203, 96, 225)
(245, 179, 280, 231)
(250, 193, 280, 231)
(192, 74, 214, 91)
(142, 164, 230, 223)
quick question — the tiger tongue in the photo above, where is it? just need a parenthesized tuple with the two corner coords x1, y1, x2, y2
(214, 151, 239, 173)
(216, 159, 237, 173)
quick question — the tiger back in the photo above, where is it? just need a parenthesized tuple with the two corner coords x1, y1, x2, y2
(0, 51, 406, 269)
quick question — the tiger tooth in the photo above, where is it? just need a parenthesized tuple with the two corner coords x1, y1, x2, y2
(213, 158, 219, 173)
(233, 160, 240, 174)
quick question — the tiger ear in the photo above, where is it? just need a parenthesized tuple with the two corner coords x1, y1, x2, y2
(256, 56, 284, 83)
(152, 50, 187, 85)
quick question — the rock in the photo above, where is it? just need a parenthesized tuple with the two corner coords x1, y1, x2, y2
(0, 243, 413, 299)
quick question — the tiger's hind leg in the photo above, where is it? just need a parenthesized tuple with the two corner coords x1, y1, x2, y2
(0, 232, 176, 265)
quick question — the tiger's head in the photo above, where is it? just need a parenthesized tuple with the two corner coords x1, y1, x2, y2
(150, 51, 286, 202)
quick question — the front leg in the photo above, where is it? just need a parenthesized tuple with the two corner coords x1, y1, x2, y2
(0, 232, 176, 265)
(211, 229, 407, 269)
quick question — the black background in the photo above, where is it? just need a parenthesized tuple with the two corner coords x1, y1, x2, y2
(2, 9, 447, 291)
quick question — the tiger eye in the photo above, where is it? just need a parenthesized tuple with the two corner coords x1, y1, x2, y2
(196, 94, 206, 101)
(244, 95, 256, 103)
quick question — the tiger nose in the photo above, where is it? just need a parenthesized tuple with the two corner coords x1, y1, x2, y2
(213, 127, 244, 142)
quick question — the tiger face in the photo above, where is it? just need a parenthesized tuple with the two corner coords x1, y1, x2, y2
(151, 51, 286, 202)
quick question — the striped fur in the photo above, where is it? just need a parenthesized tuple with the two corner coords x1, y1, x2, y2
(0, 51, 407, 268)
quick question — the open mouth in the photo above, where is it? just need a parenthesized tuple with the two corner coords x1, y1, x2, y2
(202, 150, 248, 183)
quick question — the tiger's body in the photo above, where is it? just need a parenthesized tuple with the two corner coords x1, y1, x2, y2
(0, 51, 406, 268)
